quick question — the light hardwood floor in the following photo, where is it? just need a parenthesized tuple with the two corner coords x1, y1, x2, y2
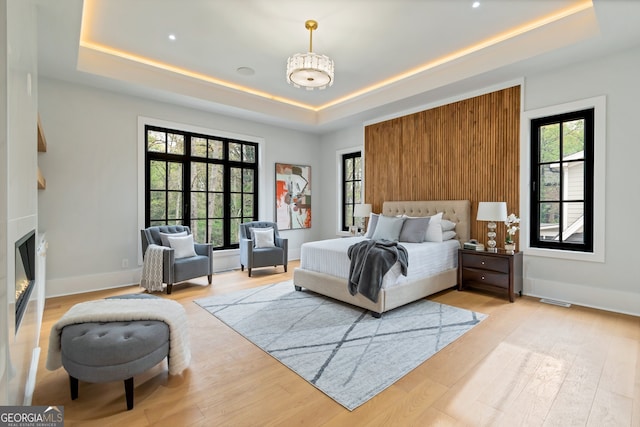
(33, 261, 640, 426)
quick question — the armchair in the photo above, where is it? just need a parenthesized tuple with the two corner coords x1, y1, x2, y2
(239, 221, 288, 277)
(140, 225, 212, 294)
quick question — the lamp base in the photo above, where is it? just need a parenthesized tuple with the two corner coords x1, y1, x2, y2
(486, 221, 497, 252)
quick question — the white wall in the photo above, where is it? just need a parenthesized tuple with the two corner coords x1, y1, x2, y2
(38, 78, 323, 297)
(1, 0, 40, 405)
(318, 125, 365, 238)
(521, 45, 640, 315)
(0, 0, 8, 405)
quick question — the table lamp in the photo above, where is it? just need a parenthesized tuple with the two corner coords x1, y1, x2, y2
(353, 203, 372, 236)
(476, 202, 507, 252)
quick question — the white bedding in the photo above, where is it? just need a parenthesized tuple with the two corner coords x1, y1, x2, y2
(299, 237, 459, 289)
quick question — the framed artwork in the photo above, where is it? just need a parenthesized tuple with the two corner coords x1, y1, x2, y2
(275, 163, 311, 229)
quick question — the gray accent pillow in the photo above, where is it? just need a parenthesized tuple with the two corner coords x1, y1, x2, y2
(371, 215, 405, 241)
(399, 216, 431, 243)
(364, 213, 379, 238)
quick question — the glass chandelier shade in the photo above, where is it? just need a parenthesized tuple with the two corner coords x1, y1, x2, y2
(286, 20, 334, 90)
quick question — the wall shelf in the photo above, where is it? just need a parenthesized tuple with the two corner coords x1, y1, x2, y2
(37, 114, 46, 189)
(37, 114, 47, 152)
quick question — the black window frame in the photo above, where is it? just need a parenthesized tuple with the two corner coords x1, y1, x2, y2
(144, 124, 258, 250)
(341, 151, 363, 232)
(529, 108, 594, 252)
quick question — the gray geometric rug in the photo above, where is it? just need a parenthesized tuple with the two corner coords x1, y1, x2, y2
(194, 281, 486, 411)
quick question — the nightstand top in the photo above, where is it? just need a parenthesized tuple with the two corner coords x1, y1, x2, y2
(459, 248, 522, 257)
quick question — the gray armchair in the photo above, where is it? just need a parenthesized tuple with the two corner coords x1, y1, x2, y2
(239, 221, 288, 277)
(140, 225, 212, 294)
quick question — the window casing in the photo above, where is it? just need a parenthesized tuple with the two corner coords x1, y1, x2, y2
(145, 125, 258, 250)
(529, 109, 594, 252)
(341, 151, 363, 232)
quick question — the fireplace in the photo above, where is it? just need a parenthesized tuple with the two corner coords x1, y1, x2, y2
(15, 229, 36, 332)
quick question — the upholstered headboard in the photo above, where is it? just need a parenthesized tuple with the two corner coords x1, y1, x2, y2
(381, 200, 471, 244)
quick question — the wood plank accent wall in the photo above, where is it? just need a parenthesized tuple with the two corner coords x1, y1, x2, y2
(364, 85, 520, 245)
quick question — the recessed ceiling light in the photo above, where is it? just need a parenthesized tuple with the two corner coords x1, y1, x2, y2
(236, 67, 255, 76)
(472, 1, 480, 8)
(168, 34, 176, 41)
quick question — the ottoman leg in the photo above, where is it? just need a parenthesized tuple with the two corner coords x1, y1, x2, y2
(70, 376, 79, 400)
(124, 377, 134, 410)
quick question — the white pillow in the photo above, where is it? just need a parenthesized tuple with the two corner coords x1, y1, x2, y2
(167, 234, 197, 259)
(253, 228, 275, 248)
(371, 215, 405, 241)
(160, 230, 187, 247)
(441, 219, 456, 232)
(442, 230, 457, 241)
(425, 212, 444, 242)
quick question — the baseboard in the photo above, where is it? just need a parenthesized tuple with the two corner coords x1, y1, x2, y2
(46, 269, 142, 298)
(23, 347, 40, 405)
(47, 252, 302, 298)
(525, 277, 640, 316)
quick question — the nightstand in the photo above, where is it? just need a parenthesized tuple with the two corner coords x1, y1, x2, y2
(458, 249, 523, 302)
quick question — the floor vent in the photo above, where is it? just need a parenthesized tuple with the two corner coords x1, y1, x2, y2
(540, 298, 571, 308)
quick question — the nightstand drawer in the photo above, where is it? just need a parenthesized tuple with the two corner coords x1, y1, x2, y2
(462, 268, 509, 288)
(461, 253, 509, 273)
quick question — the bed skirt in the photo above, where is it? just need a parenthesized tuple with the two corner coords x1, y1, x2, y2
(293, 267, 457, 316)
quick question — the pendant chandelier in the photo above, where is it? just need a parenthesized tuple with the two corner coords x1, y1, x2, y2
(286, 20, 334, 90)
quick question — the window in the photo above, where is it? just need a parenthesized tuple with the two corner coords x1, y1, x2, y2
(529, 109, 594, 252)
(145, 125, 258, 250)
(341, 151, 362, 231)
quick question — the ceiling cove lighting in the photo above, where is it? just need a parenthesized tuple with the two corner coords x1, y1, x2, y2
(286, 19, 334, 90)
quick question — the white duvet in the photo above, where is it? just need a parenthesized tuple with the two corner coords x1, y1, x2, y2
(299, 237, 459, 289)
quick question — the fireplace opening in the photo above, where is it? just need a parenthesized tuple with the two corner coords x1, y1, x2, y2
(15, 229, 36, 332)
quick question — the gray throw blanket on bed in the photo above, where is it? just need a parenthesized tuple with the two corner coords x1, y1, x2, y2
(347, 239, 408, 303)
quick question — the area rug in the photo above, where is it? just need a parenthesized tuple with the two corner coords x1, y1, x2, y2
(194, 281, 486, 410)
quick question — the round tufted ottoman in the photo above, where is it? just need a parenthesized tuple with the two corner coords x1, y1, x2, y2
(60, 296, 171, 410)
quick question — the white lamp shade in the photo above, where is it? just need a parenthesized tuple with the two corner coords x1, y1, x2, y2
(476, 202, 507, 222)
(353, 203, 372, 218)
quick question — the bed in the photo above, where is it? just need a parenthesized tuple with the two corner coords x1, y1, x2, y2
(293, 200, 471, 316)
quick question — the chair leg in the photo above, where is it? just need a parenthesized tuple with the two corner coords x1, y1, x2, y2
(124, 377, 134, 410)
(166, 284, 173, 295)
(69, 376, 78, 400)
(284, 264, 288, 273)
(207, 274, 212, 285)
(241, 265, 244, 271)
(248, 268, 252, 277)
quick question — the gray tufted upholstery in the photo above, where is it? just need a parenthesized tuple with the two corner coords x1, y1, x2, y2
(239, 221, 288, 277)
(60, 303, 170, 412)
(61, 321, 169, 381)
(140, 225, 213, 294)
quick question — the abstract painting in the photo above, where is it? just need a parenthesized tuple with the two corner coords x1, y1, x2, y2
(275, 163, 311, 229)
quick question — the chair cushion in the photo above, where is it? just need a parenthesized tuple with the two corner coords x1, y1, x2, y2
(173, 255, 210, 281)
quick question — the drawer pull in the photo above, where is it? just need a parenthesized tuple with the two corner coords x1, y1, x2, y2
(481, 261, 485, 265)
(481, 276, 485, 280)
